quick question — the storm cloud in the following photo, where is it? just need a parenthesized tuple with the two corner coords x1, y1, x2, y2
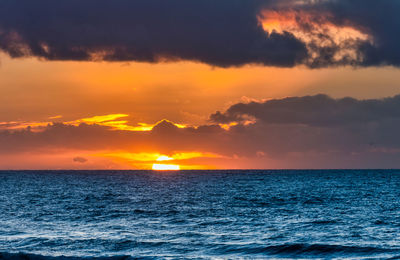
(0, 0, 307, 67)
(0, 0, 399, 67)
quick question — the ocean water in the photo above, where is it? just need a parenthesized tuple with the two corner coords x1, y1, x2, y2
(1, 170, 400, 259)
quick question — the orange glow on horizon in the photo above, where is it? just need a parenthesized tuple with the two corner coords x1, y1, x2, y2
(94, 151, 221, 170)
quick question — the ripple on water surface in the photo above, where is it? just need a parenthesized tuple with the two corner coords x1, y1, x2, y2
(1, 170, 400, 259)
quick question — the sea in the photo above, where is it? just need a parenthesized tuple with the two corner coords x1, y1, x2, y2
(1, 170, 400, 259)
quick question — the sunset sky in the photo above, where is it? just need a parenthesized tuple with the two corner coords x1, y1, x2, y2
(1, 0, 400, 169)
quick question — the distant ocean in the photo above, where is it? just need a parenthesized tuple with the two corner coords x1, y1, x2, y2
(1, 170, 400, 259)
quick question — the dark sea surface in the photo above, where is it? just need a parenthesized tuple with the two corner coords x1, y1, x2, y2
(1, 170, 400, 259)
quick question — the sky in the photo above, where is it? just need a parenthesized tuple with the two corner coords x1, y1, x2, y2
(1, 0, 400, 169)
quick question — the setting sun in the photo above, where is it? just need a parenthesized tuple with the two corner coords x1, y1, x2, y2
(152, 155, 180, 170)
(152, 163, 180, 171)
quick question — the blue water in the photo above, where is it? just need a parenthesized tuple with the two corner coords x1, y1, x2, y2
(1, 170, 400, 259)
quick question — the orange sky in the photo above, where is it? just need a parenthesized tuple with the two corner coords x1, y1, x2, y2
(2, 0, 400, 169)
(1, 52, 400, 169)
(2, 53, 400, 123)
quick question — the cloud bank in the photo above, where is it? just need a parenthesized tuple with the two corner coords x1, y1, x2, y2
(0, 0, 399, 67)
(1, 94, 400, 168)
(210, 94, 400, 126)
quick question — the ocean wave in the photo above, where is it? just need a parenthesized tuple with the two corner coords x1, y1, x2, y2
(213, 243, 397, 257)
(0, 252, 139, 260)
(0, 252, 166, 260)
(2, 243, 397, 259)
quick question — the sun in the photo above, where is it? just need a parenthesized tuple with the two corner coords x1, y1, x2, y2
(152, 155, 180, 170)
(152, 163, 180, 171)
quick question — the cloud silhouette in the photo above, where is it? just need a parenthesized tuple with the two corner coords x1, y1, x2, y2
(210, 94, 400, 126)
(1, 94, 400, 168)
(1, 0, 399, 67)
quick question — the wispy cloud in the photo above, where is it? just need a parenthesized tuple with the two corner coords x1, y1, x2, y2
(0, 114, 186, 132)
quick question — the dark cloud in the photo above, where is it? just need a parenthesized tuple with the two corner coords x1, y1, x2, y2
(0, 0, 307, 67)
(306, 0, 400, 67)
(1, 0, 399, 67)
(210, 94, 400, 126)
(207, 94, 400, 167)
(1, 94, 400, 168)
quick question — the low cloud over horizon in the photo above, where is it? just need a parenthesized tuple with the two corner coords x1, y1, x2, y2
(1, 0, 400, 68)
(1, 94, 400, 169)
